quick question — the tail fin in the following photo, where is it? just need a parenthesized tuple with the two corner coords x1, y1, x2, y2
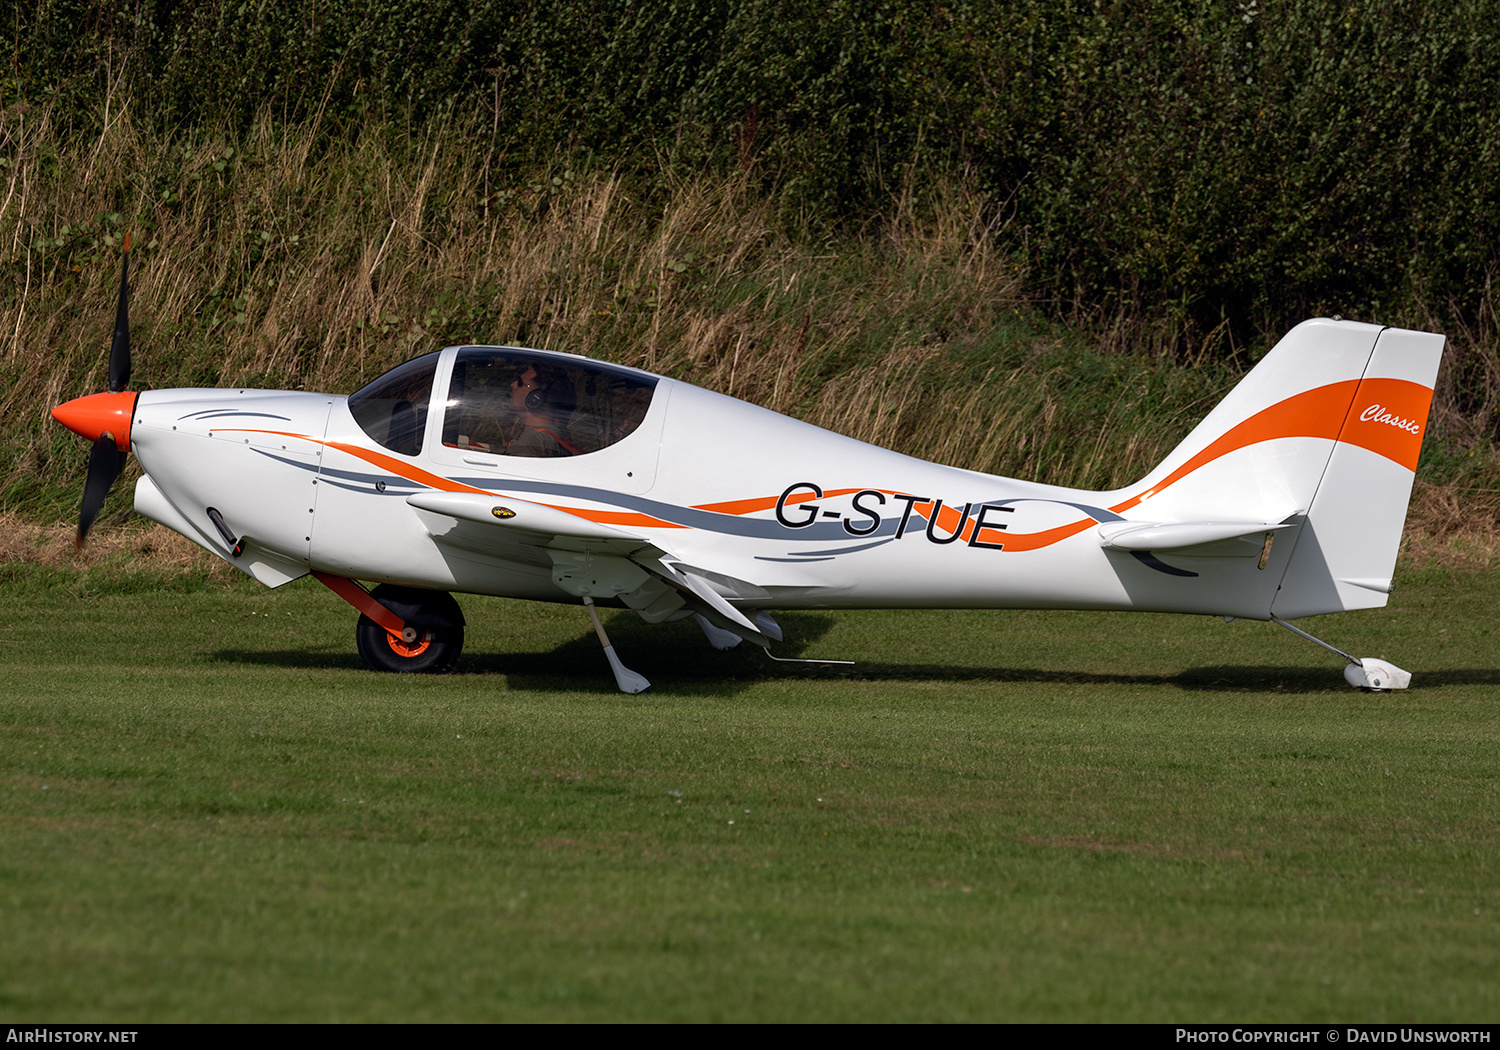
(1270, 323, 1443, 616)
(1120, 319, 1443, 617)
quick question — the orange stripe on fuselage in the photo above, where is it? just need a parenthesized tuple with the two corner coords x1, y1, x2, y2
(214, 430, 493, 495)
(1108, 380, 1360, 515)
(775, 377, 1426, 552)
(322, 441, 686, 529)
(588, 511, 687, 528)
(211, 427, 320, 442)
(693, 487, 871, 516)
(985, 518, 1097, 552)
(324, 441, 493, 494)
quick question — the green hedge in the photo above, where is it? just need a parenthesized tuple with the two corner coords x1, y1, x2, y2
(11, 0, 1500, 347)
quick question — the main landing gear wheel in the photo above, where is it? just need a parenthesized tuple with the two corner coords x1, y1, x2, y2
(354, 585, 464, 674)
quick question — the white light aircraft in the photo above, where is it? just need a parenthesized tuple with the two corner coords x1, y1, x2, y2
(53, 245, 1444, 692)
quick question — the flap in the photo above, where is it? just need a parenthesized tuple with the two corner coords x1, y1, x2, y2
(408, 489, 769, 641)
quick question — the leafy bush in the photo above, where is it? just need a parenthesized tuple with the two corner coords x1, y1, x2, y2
(11, 0, 1500, 350)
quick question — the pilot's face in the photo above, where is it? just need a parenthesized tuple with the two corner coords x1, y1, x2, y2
(511, 367, 539, 411)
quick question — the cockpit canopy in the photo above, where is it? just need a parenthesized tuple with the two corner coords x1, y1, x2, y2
(347, 347, 659, 459)
(347, 352, 439, 457)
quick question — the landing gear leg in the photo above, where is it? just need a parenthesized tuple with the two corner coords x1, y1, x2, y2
(314, 572, 464, 674)
(583, 597, 650, 694)
(1269, 616, 1411, 691)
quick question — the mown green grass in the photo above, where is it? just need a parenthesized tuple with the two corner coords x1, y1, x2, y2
(2, 569, 1498, 1021)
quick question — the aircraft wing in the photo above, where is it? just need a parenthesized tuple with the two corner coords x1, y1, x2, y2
(407, 490, 655, 553)
(406, 491, 771, 642)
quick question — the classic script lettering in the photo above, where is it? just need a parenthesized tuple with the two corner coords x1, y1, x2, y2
(1360, 403, 1421, 434)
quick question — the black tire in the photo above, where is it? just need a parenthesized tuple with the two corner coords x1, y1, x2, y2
(354, 586, 464, 673)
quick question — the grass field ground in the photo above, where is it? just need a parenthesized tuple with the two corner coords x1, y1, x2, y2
(2, 567, 1497, 1021)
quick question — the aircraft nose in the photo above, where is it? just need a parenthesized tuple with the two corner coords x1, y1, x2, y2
(52, 391, 137, 450)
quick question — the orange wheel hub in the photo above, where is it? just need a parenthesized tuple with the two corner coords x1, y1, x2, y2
(385, 631, 432, 658)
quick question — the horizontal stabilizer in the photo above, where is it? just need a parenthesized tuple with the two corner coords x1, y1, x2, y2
(1098, 521, 1290, 552)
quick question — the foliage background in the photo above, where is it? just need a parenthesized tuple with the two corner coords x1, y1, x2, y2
(3, 1, 1498, 540)
(14, 0, 1500, 339)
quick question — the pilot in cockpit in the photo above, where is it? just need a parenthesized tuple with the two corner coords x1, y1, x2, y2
(444, 350, 655, 458)
(506, 364, 581, 457)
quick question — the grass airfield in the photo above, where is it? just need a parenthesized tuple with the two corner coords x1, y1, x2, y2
(1, 566, 1497, 1022)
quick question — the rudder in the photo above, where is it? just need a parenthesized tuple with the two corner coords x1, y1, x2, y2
(1270, 325, 1444, 617)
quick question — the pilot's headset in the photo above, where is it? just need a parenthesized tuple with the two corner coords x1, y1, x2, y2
(524, 365, 577, 416)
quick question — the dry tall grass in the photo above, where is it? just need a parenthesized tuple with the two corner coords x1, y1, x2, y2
(2, 96, 1495, 566)
(0, 510, 233, 578)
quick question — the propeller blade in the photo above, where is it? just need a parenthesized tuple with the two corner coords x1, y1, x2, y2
(108, 234, 131, 393)
(77, 433, 126, 549)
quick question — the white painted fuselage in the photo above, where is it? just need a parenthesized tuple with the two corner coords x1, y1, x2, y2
(129, 319, 1444, 632)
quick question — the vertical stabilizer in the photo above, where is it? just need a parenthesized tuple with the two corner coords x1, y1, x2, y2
(1271, 326, 1444, 617)
(1122, 319, 1385, 526)
(1102, 319, 1443, 621)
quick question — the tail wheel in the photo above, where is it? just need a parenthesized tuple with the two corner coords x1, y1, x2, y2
(354, 586, 464, 674)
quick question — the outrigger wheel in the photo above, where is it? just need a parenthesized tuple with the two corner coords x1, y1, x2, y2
(354, 584, 465, 673)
